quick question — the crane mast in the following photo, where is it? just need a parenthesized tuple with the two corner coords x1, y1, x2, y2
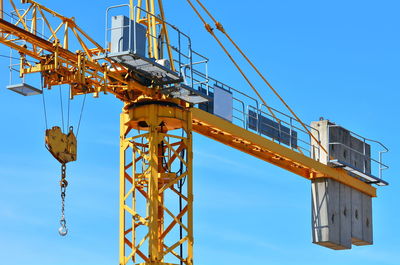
(123, 2, 194, 262)
(120, 104, 193, 264)
(0, 0, 390, 264)
(0, 0, 193, 263)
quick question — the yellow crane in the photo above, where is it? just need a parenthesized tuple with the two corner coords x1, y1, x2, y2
(0, 0, 389, 264)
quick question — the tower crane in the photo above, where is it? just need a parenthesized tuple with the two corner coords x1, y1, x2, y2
(0, 0, 390, 264)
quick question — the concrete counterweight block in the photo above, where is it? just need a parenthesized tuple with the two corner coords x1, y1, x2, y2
(352, 189, 373, 246)
(312, 178, 352, 250)
(310, 120, 371, 175)
(312, 178, 373, 250)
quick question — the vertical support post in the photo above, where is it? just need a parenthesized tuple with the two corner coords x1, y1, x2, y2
(186, 109, 194, 265)
(0, 0, 3, 20)
(129, 0, 134, 20)
(363, 138, 366, 174)
(149, 0, 159, 59)
(119, 111, 129, 265)
(147, 104, 161, 261)
(63, 22, 68, 50)
(136, 0, 143, 21)
(119, 103, 194, 265)
(31, 6, 37, 34)
(157, 0, 175, 71)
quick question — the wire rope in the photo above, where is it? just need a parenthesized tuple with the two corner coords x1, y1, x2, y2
(59, 85, 65, 133)
(0, 53, 37, 63)
(185, 0, 327, 154)
(76, 93, 87, 137)
(67, 89, 71, 130)
(40, 74, 48, 130)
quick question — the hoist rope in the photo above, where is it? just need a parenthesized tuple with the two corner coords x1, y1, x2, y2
(76, 93, 87, 137)
(185, 0, 277, 120)
(40, 74, 48, 130)
(0, 53, 36, 63)
(59, 85, 65, 133)
(67, 91, 71, 131)
(185, 0, 327, 155)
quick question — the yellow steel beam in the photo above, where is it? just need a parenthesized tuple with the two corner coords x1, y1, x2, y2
(191, 108, 377, 197)
(0, 18, 151, 100)
(157, 0, 175, 71)
(120, 103, 194, 264)
(0, 0, 3, 19)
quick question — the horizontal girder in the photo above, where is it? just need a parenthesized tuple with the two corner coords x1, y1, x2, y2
(191, 108, 376, 197)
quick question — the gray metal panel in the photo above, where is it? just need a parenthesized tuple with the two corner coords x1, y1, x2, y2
(361, 194, 373, 245)
(7, 83, 42, 96)
(349, 136, 371, 175)
(329, 159, 388, 186)
(353, 192, 373, 246)
(165, 84, 211, 104)
(339, 183, 352, 249)
(247, 110, 258, 130)
(351, 189, 363, 244)
(213, 85, 233, 122)
(111, 15, 146, 56)
(329, 126, 351, 164)
(327, 123, 372, 175)
(248, 110, 298, 148)
(107, 52, 180, 85)
(328, 179, 341, 247)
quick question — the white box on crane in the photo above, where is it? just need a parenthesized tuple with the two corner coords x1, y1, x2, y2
(213, 85, 233, 122)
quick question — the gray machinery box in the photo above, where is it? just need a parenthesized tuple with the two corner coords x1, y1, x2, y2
(111, 15, 147, 56)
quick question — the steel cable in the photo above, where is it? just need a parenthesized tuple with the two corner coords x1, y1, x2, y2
(76, 93, 87, 137)
(59, 85, 65, 133)
(40, 74, 48, 130)
(185, 0, 328, 154)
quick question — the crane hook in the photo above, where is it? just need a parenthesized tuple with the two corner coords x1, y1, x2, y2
(58, 217, 68, 236)
(58, 163, 69, 236)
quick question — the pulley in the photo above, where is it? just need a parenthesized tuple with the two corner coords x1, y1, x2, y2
(45, 126, 77, 164)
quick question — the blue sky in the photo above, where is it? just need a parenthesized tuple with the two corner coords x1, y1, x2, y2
(0, 0, 399, 265)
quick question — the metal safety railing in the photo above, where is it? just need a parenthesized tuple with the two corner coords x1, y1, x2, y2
(187, 66, 388, 182)
(6, 9, 45, 88)
(327, 124, 389, 181)
(105, 4, 209, 88)
(187, 69, 321, 159)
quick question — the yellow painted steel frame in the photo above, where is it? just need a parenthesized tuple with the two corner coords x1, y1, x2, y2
(136, 0, 175, 70)
(0, 0, 151, 101)
(191, 108, 377, 197)
(120, 103, 193, 265)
